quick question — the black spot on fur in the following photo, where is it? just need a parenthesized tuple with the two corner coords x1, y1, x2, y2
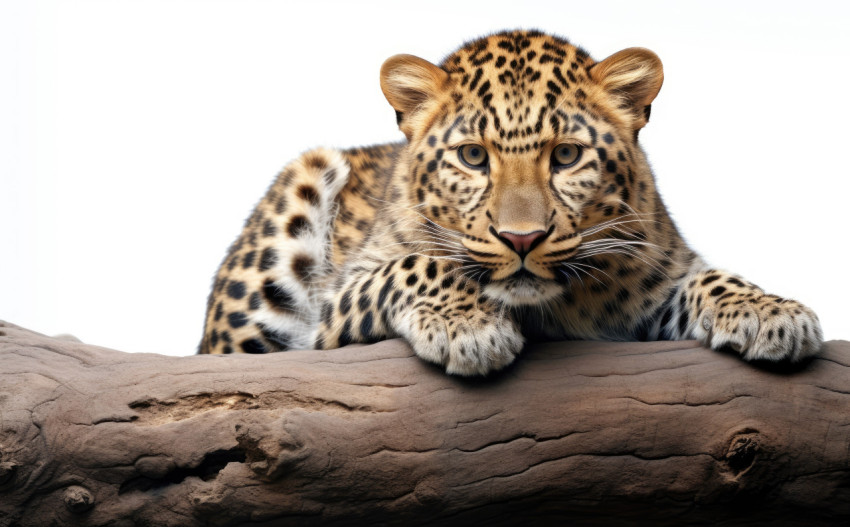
(240, 338, 267, 354)
(291, 254, 315, 281)
(228, 312, 248, 329)
(378, 275, 396, 306)
(262, 279, 296, 312)
(287, 215, 311, 237)
(340, 290, 353, 315)
(596, 147, 607, 163)
(710, 286, 727, 297)
(259, 247, 277, 271)
(401, 255, 418, 270)
(426, 261, 438, 279)
(297, 184, 320, 206)
(275, 195, 288, 214)
(227, 281, 246, 300)
(248, 292, 261, 310)
(260, 326, 292, 350)
(338, 319, 353, 347)
(701, 275, 720, 285)
(359, 277, 374, 295)
(304, 153, 328, 170)
(360, 312, 374, 340)
(358, 293, 370, 312)
(323, 168, 337, 186)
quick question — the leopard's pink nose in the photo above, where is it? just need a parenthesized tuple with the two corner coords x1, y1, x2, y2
(497, 230, 547, 257)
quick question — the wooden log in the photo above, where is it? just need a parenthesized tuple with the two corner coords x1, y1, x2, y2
(1, 320, 849, 526)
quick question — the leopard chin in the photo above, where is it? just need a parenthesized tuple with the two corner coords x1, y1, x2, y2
(482, 269, 564, 306)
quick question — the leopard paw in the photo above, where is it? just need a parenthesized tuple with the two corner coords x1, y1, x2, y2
(695, 295, 823, 362)
(398, 300, 524, 376)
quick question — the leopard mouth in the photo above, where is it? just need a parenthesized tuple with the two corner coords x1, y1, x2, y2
(510, 267, 538, 281)
(481, 267, 563, 305)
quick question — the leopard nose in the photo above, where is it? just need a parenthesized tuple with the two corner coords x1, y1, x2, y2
(497, 230, 547, 257)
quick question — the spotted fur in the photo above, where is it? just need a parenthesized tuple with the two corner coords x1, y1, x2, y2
(199, 30, 822, 374)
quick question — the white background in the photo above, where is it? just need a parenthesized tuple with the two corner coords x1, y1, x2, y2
(2, 0, 848, 356)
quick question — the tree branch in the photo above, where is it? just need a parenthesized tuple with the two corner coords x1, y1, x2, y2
(1, 321, 849, 526)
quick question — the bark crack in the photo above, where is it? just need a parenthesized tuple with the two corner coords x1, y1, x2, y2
(618, 394, 755, 407)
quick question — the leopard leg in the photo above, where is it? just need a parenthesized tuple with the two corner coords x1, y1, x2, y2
(660, 260, 823, 362)
(315, 255, 524, 376)
(199, 148, 349, 354)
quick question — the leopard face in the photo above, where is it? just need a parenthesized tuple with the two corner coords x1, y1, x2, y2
(381, 31, 663, 307)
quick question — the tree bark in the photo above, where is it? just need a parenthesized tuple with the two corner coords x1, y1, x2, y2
(1, 320, 849, 526)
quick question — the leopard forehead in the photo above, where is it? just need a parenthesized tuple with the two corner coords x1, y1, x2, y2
(441, 30, 591, 87)
(435, 30, 607, 144)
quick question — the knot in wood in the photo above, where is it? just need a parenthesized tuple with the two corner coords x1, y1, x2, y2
(725, 433, 759, 474)
(63, 485, 95, 513)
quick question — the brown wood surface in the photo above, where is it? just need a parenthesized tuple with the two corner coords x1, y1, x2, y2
(1, 320, 849, 526)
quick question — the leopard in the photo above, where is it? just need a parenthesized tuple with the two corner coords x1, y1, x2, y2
(198, 30, 823, 375)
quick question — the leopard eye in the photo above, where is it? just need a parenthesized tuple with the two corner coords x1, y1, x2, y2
(551, 143, 582, 169)
(458, 144, 488, 169)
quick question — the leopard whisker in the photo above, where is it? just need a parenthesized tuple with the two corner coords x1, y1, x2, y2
(575, 247, 669, 279)
(561, 262, 604, 286)
(579, 239, 662, 253)
(580, 212, 661, 238)
(558, 267, 583, 285)
(567, 261, 614, 283)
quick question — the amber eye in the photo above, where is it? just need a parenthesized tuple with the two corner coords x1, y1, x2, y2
(458, 144, 488, 169)
(551, 144, 583, 169)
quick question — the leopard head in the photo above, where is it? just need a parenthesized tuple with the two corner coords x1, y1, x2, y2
(380, 30, 663, 305)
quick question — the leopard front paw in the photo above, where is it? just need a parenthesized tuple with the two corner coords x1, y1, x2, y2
(696, 295, 823, 362)
(398, 300, 524, 376)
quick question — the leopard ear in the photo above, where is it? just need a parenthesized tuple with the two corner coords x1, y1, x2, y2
(590, 48, 663, 130)
(380, 54, 450, 138)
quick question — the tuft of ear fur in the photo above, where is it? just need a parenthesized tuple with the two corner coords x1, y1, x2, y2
(590, 48, 663, 130)
(380, 54, 450, 138)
